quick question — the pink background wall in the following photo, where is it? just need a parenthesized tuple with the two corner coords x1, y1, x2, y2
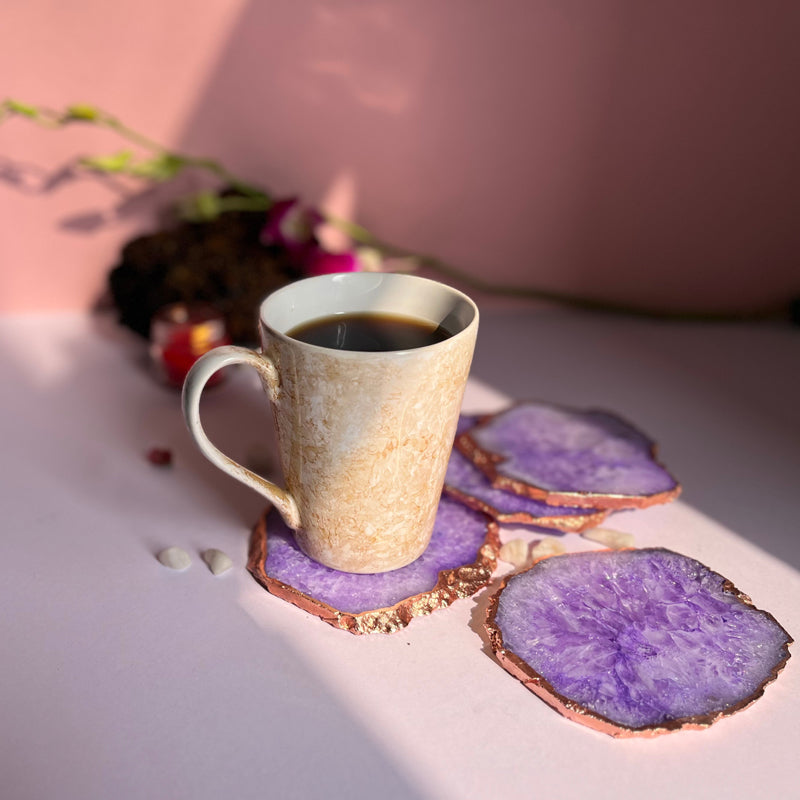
(2, 1, 798, 314)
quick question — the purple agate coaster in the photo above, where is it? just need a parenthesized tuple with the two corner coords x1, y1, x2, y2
(458, 403, 681, 509)
(248, 495, 500, 634)
(486, 548, 792, 737)
(445, 415, 609, 530)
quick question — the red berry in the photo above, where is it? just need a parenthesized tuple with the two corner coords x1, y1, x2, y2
(147, 447, 173, 467)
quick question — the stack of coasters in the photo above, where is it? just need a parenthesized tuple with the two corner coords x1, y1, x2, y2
(444, 414, 610, 530)
(485, 548, 792, 737)
(455, 403, 681, 511)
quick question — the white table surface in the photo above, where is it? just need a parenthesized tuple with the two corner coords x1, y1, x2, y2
(1, 307, 798, 800)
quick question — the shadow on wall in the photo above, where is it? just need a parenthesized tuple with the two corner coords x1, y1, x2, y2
(177, 1, 800, 313)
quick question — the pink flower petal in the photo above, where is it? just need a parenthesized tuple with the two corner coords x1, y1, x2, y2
(304, 249, 360, 276)
(260, 198, 323, 250)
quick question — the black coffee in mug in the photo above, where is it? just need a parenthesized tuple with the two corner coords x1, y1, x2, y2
(287, 312, 452, 352)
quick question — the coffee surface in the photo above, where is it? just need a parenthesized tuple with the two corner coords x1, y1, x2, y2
(288, 312, 452, 352)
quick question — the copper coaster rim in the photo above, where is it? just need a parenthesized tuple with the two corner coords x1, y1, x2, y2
(441, 484, 610, 531)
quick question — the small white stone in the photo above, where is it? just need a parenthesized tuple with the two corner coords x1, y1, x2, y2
(499, 539, 530, 568)
(202, 548, 233, 575)
(157, 546, 191, 571)
(581, 527, 635, 549)
(530, 537, 566, 560)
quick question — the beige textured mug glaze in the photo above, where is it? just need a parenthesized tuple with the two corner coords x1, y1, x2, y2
(182, 272, 478, 573)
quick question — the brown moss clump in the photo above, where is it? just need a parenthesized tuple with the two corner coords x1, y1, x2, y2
(108, 209, 300, 343)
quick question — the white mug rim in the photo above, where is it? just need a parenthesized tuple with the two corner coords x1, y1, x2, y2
(259, 272, 478, 356)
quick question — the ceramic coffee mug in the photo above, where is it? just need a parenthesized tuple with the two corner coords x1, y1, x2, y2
(182, 272, 479, 573)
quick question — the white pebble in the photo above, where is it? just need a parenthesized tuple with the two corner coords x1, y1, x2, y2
(581, 527, 635, 549)
(530, 537, 566, 560)
(157, 546, 191, 571)
(499, 539, 530, 568)
(202, 548, 233, 575)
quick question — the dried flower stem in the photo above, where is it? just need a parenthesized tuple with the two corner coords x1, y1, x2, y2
(1, 99, 792, 322)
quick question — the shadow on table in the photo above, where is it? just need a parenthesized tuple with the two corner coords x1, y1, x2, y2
(0, 317, 428, 800)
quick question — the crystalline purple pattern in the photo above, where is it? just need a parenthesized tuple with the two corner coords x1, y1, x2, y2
(448, 413, 592, 519)
(263, 495, 491, 614)
(446, 433, 599, 522)
(471, 404, 678, 498)
(493, 549, 792, 731)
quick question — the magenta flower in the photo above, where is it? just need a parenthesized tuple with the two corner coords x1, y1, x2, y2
(304, 249, 360, 276)
(260, 197, 324, 253)
(261, 196, 364, 276)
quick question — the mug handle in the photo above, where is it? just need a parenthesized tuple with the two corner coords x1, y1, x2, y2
(181, 345, 301, 529)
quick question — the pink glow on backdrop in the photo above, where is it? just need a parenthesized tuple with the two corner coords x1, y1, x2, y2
(1, 1, 798, 313)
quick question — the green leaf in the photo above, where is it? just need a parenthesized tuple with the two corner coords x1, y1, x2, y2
(215, 194, 271, 214)
(4, 99, 39, 118)
(79, 150, 134, 173)
(66, 104, 101, 121)
(129, 153, 186, 181)
(178, 190, 221, 221)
